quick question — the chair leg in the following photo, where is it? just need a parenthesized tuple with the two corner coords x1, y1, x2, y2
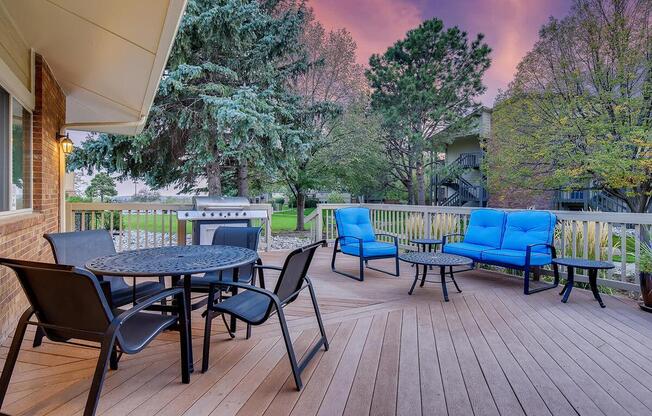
(202, 285, 217, 373)
(109, 347, 120, 370)
(277, 308, 303, 390)
(177, 291, 191, 382)
(331, 243, 364, 281)
(0, 309, 32, 411)
(84, 335, 115, 416)
(523, 268, 530, 295)
(32, 326, 44, 348)
(307, 279, 329, 351)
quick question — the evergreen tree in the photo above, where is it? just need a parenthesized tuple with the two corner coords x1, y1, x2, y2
(366, 18, 491, 205)
(85, 173, 117, 202)
(69, 0, 308, 197)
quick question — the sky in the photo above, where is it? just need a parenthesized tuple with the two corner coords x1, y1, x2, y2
(73, 0, 573, 196)
(308, 0, 572, 105)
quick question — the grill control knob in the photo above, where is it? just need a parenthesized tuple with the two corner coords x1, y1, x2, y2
(218, 212, 223, 217)
(242, 212, 247, 216)
(227, 212, 231, 216)
(235, 212, 239, 217)
(184, 212, 189, 217)
(202, 212, 206, 217)
(210, 212, 215, 217)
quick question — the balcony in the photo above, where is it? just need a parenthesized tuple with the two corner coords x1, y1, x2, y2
(1, 203, 650, 415)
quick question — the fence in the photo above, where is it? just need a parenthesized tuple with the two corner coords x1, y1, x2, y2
(65, 202, 273, 251)
(306, 204, 652, 292)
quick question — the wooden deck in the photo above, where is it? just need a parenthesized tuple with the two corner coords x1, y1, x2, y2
(2, 247, 652, 416)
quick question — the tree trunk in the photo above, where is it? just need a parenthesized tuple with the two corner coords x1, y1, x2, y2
(206, 161, 222, 196)
(416, 158, 426, 205)
(406, 180, 414, 205)
(296, 191, 306, 231)
(237, 160, 249, 197)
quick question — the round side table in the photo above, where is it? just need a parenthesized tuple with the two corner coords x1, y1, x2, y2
(399, 252, 472, 302)
(552, 258, 614, 308)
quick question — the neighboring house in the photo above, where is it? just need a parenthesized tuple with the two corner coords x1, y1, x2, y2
(432, 107, 490, 207)
(0, 0, 187, 342)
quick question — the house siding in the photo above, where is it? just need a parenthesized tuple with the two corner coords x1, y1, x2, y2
(0, 54, 64, 342)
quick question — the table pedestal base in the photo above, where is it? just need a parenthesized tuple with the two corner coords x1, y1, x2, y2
(408, 265, 462, 302)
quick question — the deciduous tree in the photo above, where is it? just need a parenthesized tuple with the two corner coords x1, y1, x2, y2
(491, 0, 652, 213)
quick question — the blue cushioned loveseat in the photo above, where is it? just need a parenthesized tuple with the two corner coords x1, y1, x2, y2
(331, 207, 399, 281)
(442, 209, 559, 294)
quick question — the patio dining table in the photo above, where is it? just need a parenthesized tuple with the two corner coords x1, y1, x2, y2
(86, 244, 259, 371)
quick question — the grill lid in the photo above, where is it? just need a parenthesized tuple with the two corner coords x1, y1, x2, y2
(192, 196, 250, 210)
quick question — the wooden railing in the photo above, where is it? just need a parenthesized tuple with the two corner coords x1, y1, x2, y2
(65, 202, 273, 251)
(307, 203, 652, 292)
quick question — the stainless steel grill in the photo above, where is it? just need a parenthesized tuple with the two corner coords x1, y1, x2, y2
(177, 196, 268, 245)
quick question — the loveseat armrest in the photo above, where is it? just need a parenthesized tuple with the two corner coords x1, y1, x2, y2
(525, 243, 557, 265)
(442, 233, 465, 246)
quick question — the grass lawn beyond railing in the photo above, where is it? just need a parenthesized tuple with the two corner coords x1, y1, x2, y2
(272, 208, 315, 232)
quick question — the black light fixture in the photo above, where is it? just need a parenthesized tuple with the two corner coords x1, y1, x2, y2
(56, 132, 74, 154)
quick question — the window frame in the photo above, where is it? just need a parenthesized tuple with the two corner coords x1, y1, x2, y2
(0, 86, 33, 218)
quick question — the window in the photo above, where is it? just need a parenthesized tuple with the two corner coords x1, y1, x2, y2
(0, 85, 32, 213)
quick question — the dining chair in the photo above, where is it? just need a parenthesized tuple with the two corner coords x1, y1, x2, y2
(204, 241, 329, 387)
(175, 226, 262, 371)
(0, 259, 190, 416)
(40, 230, 166, 351)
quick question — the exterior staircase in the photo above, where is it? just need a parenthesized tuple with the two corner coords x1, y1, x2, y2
(433, 151, 488, 207)
(555, 189, 630, 212)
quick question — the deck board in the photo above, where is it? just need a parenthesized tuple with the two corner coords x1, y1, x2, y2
(1, 248, 651, 416)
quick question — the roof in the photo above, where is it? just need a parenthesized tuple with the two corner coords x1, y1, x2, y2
(2, 0, 187, 135)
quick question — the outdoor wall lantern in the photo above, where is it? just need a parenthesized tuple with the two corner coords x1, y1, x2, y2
(57, 132, 74, 154)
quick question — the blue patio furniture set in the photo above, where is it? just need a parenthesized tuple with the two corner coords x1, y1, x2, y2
(332, 207, 559, 295)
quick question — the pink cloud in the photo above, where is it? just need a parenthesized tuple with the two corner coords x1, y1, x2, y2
(308, 0, 423, 66)
(307, 0, 571, 105)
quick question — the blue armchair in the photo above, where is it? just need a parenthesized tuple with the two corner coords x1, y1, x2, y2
(443, 209, 558, 294)
(331, 207, 399, 281)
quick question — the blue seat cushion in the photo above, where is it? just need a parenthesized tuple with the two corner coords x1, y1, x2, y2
(341, 241, 397, 258)
(463, 209, 506, 248)
(442, 242, 492, 261)
(335, 207, 376, 246)
(482, 249, 552, 267)
(501, 211, 556, 254)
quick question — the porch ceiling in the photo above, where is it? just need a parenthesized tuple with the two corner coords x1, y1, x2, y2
(2, 0, 187, 135)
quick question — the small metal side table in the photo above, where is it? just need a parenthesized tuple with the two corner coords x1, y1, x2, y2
(552, 257, 615, 308)
(410, 238, 443, 253)
(399, 252, 472, 302)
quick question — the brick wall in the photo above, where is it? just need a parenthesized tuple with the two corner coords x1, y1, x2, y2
(0, 55, 64, 342)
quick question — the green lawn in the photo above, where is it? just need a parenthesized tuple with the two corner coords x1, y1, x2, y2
(119, 213, 192, 233)
(272, 208, 315, 232)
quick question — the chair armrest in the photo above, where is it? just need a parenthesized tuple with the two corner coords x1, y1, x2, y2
(525, 243, 557, 262)
(335, 235, 363, 243)
(375, 233, 399, 246)
(113, 288, 184, 326)
(254, 265, 283, 272)
(442, 233, 465, 246)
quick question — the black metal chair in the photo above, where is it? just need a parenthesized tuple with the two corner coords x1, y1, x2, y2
(175, 226, 262, 372)
(0, 259, 190, 416)
(206, 241, 329, 388)
(40, 230, 166, 350)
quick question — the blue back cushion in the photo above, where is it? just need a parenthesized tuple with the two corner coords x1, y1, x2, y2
(463, 209, 506, 248)
(335, 208, 376, 245)
(501, 211, 556, 253)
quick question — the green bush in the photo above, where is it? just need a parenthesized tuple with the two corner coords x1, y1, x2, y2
(327, 192, 346, 203)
